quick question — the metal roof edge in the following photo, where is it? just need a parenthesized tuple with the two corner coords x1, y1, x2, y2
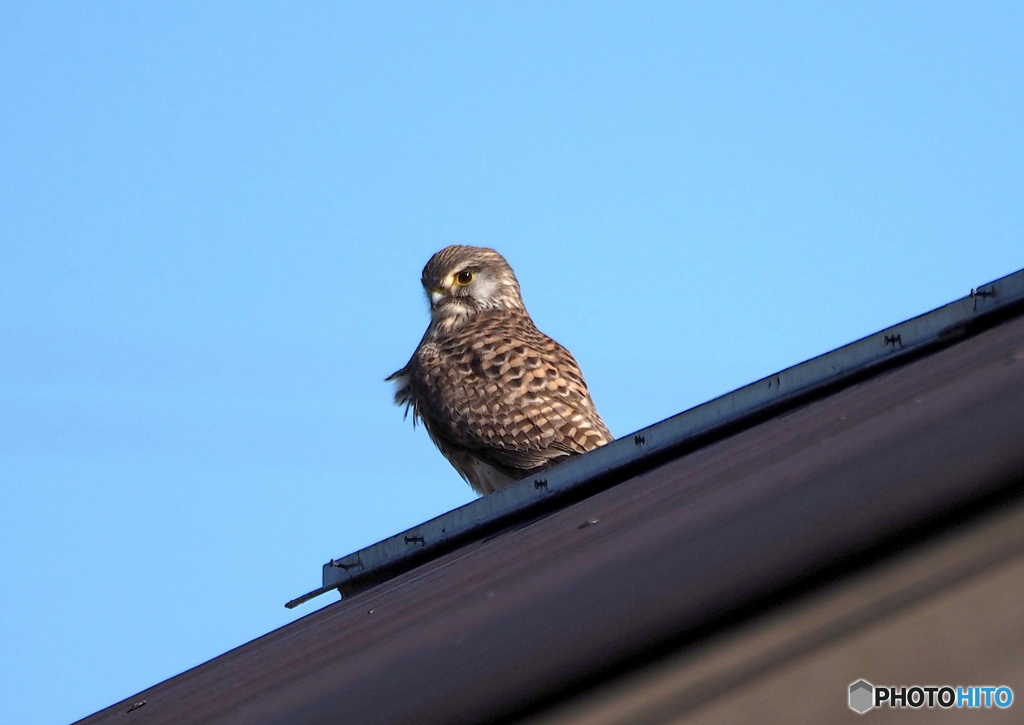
(286, 267, 1024, 609)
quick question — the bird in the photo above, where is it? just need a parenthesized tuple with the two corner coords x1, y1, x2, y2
(388, 245, 613, 495)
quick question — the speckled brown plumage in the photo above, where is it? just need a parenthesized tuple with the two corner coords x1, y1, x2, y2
(389, 245, 612, 494)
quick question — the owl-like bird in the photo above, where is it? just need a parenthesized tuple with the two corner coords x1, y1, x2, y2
(388, 245, 612, 495)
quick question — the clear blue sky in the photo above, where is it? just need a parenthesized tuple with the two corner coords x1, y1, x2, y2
(1, 3, 1021, 723)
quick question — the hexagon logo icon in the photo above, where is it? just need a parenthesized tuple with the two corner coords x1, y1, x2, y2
(849, 680, 874, 714)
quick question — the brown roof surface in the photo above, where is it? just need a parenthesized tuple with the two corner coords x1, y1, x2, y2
(530, 490, 1024, 725)
(77, 304, 1024, 725)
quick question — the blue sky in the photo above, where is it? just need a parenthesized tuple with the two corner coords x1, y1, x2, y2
(1, 3, 1022, 723)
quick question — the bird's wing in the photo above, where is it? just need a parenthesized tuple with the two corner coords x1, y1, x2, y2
(407, 310, 612, 475)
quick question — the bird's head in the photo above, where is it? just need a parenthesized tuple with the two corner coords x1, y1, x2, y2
(421, 246, 525, 329)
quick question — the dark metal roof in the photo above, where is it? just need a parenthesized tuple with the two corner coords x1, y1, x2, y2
(77, 270, 1024, 725)
(527, 489, 1024, 725)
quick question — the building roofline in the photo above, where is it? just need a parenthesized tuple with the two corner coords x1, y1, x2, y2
(80, 281, 1024, 725)
(287, 268, 1024, 609)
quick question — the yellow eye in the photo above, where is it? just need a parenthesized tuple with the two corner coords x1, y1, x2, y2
(454, 270, 474, 285)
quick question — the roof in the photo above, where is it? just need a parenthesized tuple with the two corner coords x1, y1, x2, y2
(77, 268, 1024, 725)
(289, 268, 1024, 608)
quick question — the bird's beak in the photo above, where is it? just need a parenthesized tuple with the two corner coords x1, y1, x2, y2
(430, 288, 446, 306)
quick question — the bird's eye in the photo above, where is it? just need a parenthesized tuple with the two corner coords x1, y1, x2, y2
(455, 270, 474, 285)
